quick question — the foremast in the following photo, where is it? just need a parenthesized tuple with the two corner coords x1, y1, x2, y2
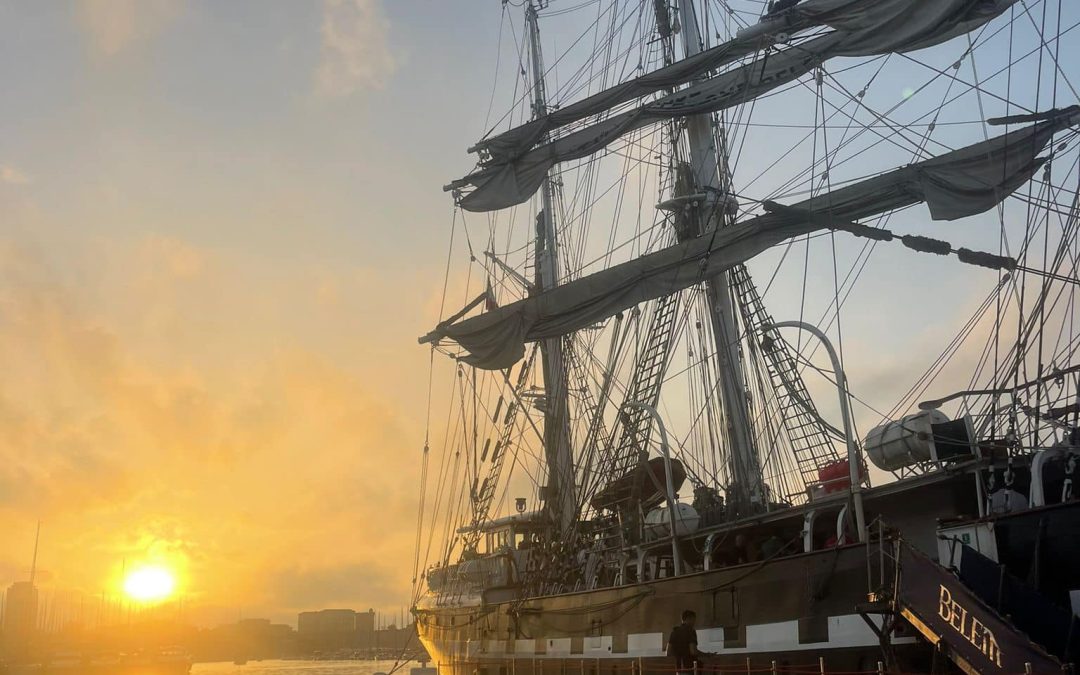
(526, 0, 576, 536)
(672, 0, 763, 514)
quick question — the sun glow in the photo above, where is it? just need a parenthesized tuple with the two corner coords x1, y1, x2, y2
(123, 565, 176, 602)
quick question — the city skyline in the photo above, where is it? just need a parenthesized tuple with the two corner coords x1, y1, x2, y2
(2, 573, 416, 633)
(1, 575, 424, 662)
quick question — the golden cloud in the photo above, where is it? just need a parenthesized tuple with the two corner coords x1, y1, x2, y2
(0, 233, 428, 621)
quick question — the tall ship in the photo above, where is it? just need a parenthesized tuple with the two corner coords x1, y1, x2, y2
(411, 1, 1080, 672)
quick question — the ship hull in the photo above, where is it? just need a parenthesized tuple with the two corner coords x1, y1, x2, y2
(416, 543, 931, 674)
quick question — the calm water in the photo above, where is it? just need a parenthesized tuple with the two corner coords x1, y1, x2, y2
(193, 660, 406, 675)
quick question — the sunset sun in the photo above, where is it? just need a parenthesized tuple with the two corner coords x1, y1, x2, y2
(123, 565, 176, 603)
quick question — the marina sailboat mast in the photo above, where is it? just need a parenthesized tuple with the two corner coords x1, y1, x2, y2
(524, 0, 576, 536)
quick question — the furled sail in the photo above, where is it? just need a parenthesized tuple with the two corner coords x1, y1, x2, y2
(422, 109, 1078, 370)
(450, 0, 1016, 213)
(472, 0, 1012, 164)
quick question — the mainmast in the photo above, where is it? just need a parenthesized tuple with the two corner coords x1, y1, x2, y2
(674, 0, 763, 513)
(526, 0, 576, 535)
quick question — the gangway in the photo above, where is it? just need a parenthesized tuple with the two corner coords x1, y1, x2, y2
(869, 538, 1071, 674)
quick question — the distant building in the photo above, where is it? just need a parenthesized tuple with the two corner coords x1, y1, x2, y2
(2, 581, 39, 637)
(235, 618, 296, 659)
(237, 618, 271, 630)
(191, 618, 297, 661)
(297, 609, 361, 653)
(298, 608, 356, 634)
(375, 622, 419, 654)
(356, 608, 375, 638)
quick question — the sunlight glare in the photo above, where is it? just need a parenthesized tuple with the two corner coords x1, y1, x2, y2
(123, 565, 176, 602)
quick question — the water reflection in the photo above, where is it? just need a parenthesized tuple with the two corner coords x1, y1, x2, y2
(193, 660, 405, 675)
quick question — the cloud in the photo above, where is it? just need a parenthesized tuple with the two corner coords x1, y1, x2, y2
(76, 0, 182, 56)
(268, 562, 402, 611)
(314, 0, 395, 98)
(0, 234, 426, 621)
(139, 234, 206, 280)
(0, 165, 31, 185)
(0, 242, 134, 515)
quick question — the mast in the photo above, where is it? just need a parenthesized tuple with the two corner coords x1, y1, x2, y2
(30, 520, 40, 584)
(674, 0, 763, 513)
(526, 0, 576, 535)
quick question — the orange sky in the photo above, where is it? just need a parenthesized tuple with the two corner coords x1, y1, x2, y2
(0, 229, 442, 626)
(0, 0, 465, 627)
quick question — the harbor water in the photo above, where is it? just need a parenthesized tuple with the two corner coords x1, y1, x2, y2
(193, 661, 407, 675)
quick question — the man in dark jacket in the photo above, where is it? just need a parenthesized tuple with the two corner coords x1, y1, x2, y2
(666, 610, 701, 675)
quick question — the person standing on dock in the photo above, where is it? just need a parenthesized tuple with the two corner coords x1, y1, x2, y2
(667, 610, 702, 675)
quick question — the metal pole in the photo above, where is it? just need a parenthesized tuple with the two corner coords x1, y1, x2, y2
(973, 444, 987, 518)
(525, 0, 575, 536)
(767, 321, 867, 542)
(674, 0, 762, 513)
(624, 401, 682, 576)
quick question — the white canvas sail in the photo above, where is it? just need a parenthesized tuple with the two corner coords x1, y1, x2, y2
(424, 111, 1077, 369)
(471, 0, 1013, 163)
(450, 0, 1016, 212)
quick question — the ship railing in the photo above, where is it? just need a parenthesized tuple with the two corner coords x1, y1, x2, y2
(432, 656, 1054, 675)
(862, 517, 899, 603)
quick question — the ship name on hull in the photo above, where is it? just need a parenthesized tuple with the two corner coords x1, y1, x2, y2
(938, 584, 1002, 667)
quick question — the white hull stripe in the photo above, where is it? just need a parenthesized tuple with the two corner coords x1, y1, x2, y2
(431, 614, 916, 659)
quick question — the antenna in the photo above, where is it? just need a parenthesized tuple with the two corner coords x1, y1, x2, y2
(29, 520, 41, 585)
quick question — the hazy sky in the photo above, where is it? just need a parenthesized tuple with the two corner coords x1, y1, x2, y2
(1, 0, 1076, 629)
(0, 0, 502, 627)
